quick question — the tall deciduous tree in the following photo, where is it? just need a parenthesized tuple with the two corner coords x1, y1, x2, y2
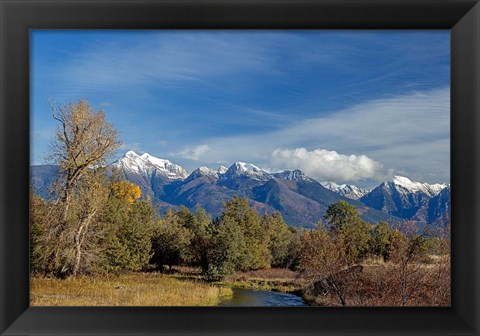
(298, 227, 351, 306)
(389, 221, 429, 306)
(47, 98, 121, 276)
(49, 98, 120, 222)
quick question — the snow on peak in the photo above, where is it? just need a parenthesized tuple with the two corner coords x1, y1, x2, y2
(321, 181, 370, 200)
(225, 162, 271, 181)
(234, 162, 262, 172)
(390, 175, 448, 196)
(321, 181, 340, 190)
(185, 166, 219, 182)
(198, 166, 216, 174)
(217, 166, 228, 174)
(114, 151, 188, 180)
(274, 169, 312, 182)
(140, 153, 172, 168)
(392, 175, 418, 189)
(118, 150, 146, 173)
(125, 150, 139, 157)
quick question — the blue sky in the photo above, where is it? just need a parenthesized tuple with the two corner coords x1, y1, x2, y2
(31, 30, 450, 187)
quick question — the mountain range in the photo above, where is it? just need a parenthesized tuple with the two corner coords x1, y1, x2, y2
(30, 150, 450, 228)
(358, 176, 450, 228)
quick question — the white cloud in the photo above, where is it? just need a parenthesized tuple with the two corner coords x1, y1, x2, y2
(271, 148, 384, 182)
(180, 87, 449, 185)
(179, 144, 210, 161)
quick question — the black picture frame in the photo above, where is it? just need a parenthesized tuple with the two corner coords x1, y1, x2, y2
(1, 0, 479, 335)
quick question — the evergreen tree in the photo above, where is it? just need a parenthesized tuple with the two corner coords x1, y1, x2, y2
(220, 196, 271, 271)
(263, 212, 293, 267)
(102, 180, 156, 272)
(187, 208, 214, 274)
(151, 209, 192, 272)
(30, 190, 49, 274)
(325, 201, 371, 263)
(206, 216, 245, 279)
(371, 221, 393, 261)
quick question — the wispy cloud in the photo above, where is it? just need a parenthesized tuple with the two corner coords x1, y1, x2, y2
(57, 33, 282, 93)
(180, 87, 449, 185)
(178, 144, 211, 161)
(49, 31, 448, 97)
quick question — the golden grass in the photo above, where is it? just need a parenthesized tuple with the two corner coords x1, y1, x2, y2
(31, 273, 233, 306)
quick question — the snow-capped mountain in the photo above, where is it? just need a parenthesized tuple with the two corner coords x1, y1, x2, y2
(321, 181, 370, 200)
(185, 166, 219, 182)
(359, 175, 450, 225)
(113, 150, 189, 180)
(425, 186, 451, 227)
(390, 175, 448, 197)
(222, 162, 271, 181)
(273, 169, 314, 182)
(109, 151, 189, 203)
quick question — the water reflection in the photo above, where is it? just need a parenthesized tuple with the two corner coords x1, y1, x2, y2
(220, 288, 307, 307)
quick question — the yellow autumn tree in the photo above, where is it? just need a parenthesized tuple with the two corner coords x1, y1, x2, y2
(110, 181, 141, 204)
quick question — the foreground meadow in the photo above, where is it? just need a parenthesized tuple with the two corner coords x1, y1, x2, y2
(31, 273, 232, 306)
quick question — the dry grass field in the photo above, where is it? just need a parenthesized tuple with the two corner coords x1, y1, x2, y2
(31, 273, 233, 306)
(303, 256, 451, 307)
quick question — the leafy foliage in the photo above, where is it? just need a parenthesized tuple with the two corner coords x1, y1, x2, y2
(324, 200, 372, 263)
(370, 221, 394, 261)
(263, 212, 293, 267)
(102, 187, 157, 272)
(151, 208, 193, 272)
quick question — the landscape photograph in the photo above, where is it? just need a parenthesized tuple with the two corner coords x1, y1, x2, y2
(30, 30, 450, 306)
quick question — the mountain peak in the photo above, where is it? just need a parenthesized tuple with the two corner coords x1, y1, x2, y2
(125, 150, 140, 157)
(390, 175, 447, 196)
(224, 162, 270, 181)
(392, 175, 416, 188)
(232, 161, 262, 171)
(114, 151, 188, 180)
(273, 169, 312, 182)
(185, 166, 218, 182)
(321, 181, 370, 200)
(217, 166, 228, 174)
